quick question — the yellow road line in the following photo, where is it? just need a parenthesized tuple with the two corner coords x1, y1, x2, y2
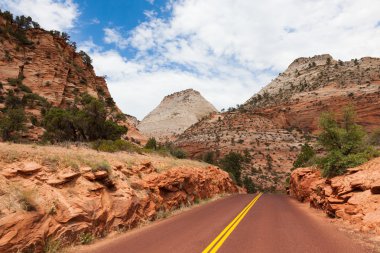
(202, 193, 263, 253)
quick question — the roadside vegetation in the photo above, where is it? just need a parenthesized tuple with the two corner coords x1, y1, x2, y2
(293, 106, 378, 177)
(200, 150, 258, 193)
(43, 94, 127, 142)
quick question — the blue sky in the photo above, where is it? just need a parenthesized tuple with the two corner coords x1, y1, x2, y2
(71, 0, 168, 58)
(1, 0, 380, 119)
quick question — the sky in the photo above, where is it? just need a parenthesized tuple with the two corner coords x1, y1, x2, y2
(0, 0, 380, 120)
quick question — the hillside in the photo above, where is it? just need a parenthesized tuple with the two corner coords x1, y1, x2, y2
(175, 55, 380, 191)
(138, 89, 217, 141)
(0, 11, 145, 143)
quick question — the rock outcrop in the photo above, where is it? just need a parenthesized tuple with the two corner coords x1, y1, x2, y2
(138, 89, 217, 141)
(290, 158, 380, 234)
(175, 55, 380, 191)
(0, 143, 240, 253)
(0, 13, 145, 143)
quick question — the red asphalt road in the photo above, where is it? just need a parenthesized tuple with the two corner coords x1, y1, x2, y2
(82, 194, 369, 253)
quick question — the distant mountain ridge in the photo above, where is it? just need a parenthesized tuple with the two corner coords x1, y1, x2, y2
(175, 54, 380, 191)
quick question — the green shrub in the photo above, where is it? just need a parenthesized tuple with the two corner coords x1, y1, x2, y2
(78, 232, 94, 245)
(145, 137, 157, 150)
(369, 128, 380, 146)
(0, 108, 26, 141)
(43, 95, 127, 142)
(91, 161, 110, 172)
(44, 239, 61, 253)
(293, 143, 315, 169)
(5, 90, 23, 109)
(243, 176, 257, 193)
(170, 148, 187, 159)
(316, 107, 378, 177)
(220, 152, 244, 185)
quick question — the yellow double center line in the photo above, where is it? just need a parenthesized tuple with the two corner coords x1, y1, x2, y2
(202, 193, 263, 253)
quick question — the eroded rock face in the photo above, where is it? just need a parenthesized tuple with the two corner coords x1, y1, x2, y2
(290, 158, 380, 235)
(0, 15, 145, 143)
(175, 55, 380, 190)
(138, 89, 217, 141)
(0, 159, 239, 253)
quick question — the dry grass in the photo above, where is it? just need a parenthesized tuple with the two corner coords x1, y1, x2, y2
(0, 182, 39, 213)
(0, 142, 210, 174)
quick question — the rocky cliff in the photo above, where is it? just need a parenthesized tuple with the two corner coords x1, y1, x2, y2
(0, 12, 145, 143)
(175, 55, 380, 191)
(138, 89, 217, 141)
(290, 159, 380, 235)
(0, 143, 240, 253)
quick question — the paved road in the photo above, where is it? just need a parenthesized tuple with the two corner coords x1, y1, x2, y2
(84, 194, 368, 253)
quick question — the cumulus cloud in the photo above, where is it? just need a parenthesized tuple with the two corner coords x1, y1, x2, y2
(85, 0, 380, 119)
(103, 28, 129, 49)
(0, 0, 79, 31)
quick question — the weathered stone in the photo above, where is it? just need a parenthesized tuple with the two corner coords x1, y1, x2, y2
(18, 162, 42, 175)
(291, 157, 380, 236)
(93, 170, 108, 179)
(82, 172, 96, 181)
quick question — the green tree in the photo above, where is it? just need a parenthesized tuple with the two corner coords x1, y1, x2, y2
(145, 137, 157, 150)
(0, 108, 26, 141)
(293, 143, 315, 169)
(220, 152, 244, 185)
(243, 176, 256, 193)
(43, 108, 77, 142)
(43, 95, 127, 142)
(317, 107, 377, 177)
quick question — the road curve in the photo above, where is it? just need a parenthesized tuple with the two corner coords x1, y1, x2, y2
(81, 194, 368, 253)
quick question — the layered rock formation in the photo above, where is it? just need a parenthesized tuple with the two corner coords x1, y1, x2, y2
(290, 158, 380, 234)
(0, 143, 240, 253)
(175, 55, 380, 191)
(138, 89, 217, 141)
(0, 13, 145, 143)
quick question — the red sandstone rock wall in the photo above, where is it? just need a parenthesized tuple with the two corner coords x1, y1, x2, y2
(0, 16, 146, 143)
(0, 159, 239, 252)
(290, 159, 380, 234)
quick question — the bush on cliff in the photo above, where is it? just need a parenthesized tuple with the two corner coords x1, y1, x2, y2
(43, 95, 127, 142)
(0, 108, 26, 141)
(317, 107, 378, 177)
(294, 107, 378, 178)
(292, 143, 315, 169)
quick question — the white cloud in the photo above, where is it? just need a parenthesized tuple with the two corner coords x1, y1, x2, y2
(0, 0, 79, 31)
(83, 0, 380, 119)
(103, 28, 129, 49)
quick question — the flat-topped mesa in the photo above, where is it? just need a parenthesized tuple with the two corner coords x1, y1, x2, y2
(138, 89, 217, 141)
